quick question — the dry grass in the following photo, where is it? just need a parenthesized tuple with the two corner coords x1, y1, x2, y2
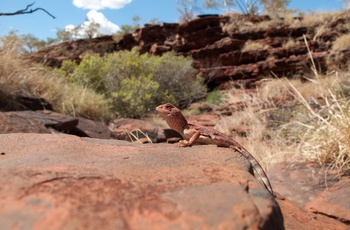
(224, 9, 346, 38)
(282, 38, 299, 49)
(290, 11, 341, 28)
(241, 40, 271, 52)
(286, 71, 350, 171)
(212, 86, 289, 168)
(215, 70, 350, 172)
(332, 33, 350, 51)
(0, 47, 112, 120)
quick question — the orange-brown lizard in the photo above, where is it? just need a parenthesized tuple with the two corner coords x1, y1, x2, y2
(156, 103, 274, 196)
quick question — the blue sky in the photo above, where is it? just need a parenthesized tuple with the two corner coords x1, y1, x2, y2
(0, 0, 345, 40)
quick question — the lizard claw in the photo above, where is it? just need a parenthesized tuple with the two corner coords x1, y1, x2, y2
(177, 140, 192, 147)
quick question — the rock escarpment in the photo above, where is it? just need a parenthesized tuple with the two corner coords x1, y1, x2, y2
(29, 12, 350, 88)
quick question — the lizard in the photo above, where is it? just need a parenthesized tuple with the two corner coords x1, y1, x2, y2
(156, 103, 275, 196)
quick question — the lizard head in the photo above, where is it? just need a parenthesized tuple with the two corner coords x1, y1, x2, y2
(156, 103, 188, 133)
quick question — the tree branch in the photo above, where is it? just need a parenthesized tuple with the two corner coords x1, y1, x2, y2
(0, 2, 55, 19)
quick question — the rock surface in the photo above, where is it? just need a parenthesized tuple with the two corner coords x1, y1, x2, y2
(268, 162, 350, 227)
(0, 110, 113, 139)
(267, 162, 340, 208)
(0, 133, 348, 229)
(0, 133, 282, 230)
(277, 198, 348, 230)
(305, 177, 350, 223)
(0, 111, 175, 142)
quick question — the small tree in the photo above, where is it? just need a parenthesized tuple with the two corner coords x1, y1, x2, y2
(46, 37, 59, 46)
(0, 30, 26, 53)
(148, 18, 163, 25)
(113, 23, 140, 42)
(21, 34, 40, 52)
(132, 15, 141, 28)
(84, 21, 101, 39)
(260, 0, 290, 17)
(343, 0, 350, 9)
(203, 0, 259, 15)
(71, 25, 82, 39)
(176, 0, 201, 22)
(203, 0, 289, 15)
(57, 28, 72, 42)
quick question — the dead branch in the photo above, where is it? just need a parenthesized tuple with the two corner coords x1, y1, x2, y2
(0, 2, 55, 19)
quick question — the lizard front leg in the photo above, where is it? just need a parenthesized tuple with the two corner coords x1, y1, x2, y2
(178, 129, 201, 147)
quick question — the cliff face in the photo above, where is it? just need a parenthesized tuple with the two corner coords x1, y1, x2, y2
(29, 12, 350, 88)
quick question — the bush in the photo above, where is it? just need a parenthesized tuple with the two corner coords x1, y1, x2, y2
(112, 74, 174, 118)
(0, 47, 112, 121)
(57, 50, 207, 118)
(56, 56, 108, 93)
(206, 89, 222, 105)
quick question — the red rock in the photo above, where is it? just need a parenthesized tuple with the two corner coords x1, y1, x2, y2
(277, 198, 348, 230)
(109, 118, 160, 143)
(0, 133, 283, 229)
(0, 110, 77, 134)
(0, 111, 51, 134)
(267, 162, 339, 208)
(0, 110, 113, 139)
(74, 116, 112, 139)
(305, 178, 350, 223)
(27, 13, 350, 88)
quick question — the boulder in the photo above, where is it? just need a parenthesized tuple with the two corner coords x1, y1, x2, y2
(0, 133, 284, 229)
(0, 111, 112, 139)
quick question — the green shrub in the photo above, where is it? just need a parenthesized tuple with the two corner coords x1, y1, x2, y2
(56, 50, 207, 118)
(206, 89, 222, 105)
(151, 52, 206, 107)
(112, 74, 174, 118)
(57, 55, 108, 93)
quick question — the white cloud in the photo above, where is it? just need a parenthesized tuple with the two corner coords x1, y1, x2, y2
(65, 10, 120, 38)
(86, 10, 120, 34)
(73, 0, 132, 10)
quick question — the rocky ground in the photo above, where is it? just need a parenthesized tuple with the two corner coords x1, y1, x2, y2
(0, 109, 349, 229)
(2, 11, 350, 229)
(0, 133, 348, 229)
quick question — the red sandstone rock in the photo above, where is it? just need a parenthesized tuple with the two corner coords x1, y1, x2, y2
(267, 162, 340, 208)
(305, 178, 350, 223)
(27, 14, 350, 88)
(0, 133, 283, 229)
(74, 116, 112, 139)
(0, 111, 112, 139)
(277, 198, 348, 230)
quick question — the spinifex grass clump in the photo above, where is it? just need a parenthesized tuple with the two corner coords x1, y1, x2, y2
(216, 71, 350, 171)
(288, 72, 350, 171)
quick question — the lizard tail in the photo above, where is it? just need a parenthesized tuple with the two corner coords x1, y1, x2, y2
(230, 146, 274, 196)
